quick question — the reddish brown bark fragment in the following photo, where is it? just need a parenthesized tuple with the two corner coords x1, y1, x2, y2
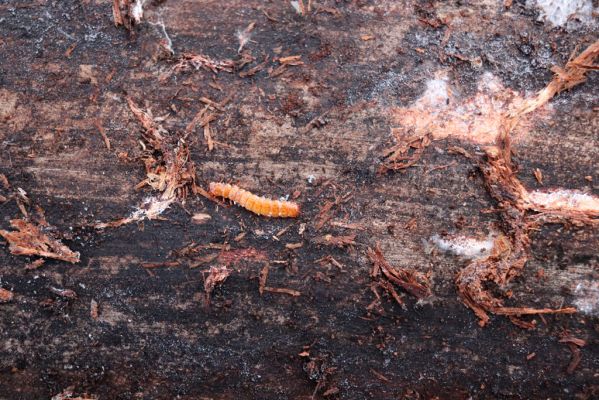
(0, 288, 14, 303)
(0, 219, 80, 263)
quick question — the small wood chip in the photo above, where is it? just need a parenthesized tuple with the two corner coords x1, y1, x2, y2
(263, 286, 301, 297)
(203, 266, 231, 303)
(112, 0, 124, 26)
(141, 261, 181, 268)
(370, 368, 390, 382)
(90, 299, 99, 320)
(94, 119, 111, 150)
(204, 123, 214, 151)
(234, 232, 246, 242)
(279, 55, 303, 65)
(534, 168, 543, 184)
(25, 258, 46, 270)
(200, 97, 225, 112)
(0, 174, 9, 189)
(50, 287, 78, 299)
(191, 213, 212, 224)
(259, 264, 269, 295)
(0, 288, 14, 303)
(64, 43, 77, 58)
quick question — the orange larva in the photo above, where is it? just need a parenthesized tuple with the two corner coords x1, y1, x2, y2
(209, 183, 300, 218)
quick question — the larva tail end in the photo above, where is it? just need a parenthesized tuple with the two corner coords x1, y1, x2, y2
(290, 203, 300, 218)
(282, 202, 300, 218)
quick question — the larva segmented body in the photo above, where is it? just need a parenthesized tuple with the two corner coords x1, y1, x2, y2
(209, 183, 300, 218)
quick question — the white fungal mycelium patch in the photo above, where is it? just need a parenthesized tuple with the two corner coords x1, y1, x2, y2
(414, 73, 450, 111)
(390, 71, 544, 144)
(131, 0, 147, 24)
(573, 280, 599, 316)
(527, 189, 599, 213)
(531, 0, 596, 27)
(431, 234, 496, 260)
(130, 196, 174, 221)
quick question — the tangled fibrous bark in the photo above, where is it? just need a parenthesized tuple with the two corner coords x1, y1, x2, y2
(95, 98, 198, 229)
(368, 243, 431, 310)
(0, 219, 80, 264)
(455, 40, 599, 326)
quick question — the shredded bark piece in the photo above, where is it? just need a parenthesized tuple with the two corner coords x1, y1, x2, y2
(559, 336, 586, 374)
(259, 264, 269, 296)
(112, 0, 124, 27)
(0, 173, 9, 189)
(368, 243, 431, 304)
(161, 53, 235, 81)
(94, 119, 111, 150)
(263, 286, 301, 297)
(379, 132, 431, 173)
(0, 219, 80, 263)
(370, 368, 390, 383)
(25, 258, 46, 270)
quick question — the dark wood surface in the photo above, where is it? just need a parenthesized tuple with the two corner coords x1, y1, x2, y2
(0, 1, 597, 399)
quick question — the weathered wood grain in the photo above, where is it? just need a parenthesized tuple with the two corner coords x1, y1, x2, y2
(0, 1, 597, 399)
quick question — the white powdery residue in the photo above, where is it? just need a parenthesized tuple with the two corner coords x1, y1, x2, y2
(431, 234, 496, 260)
(131, 0, 147, 24)
(531, 0, 595, 27)
(573, 280, 599, 316)
(130, 196, 174, 221)
(527, 189, 599, 213)
(477, 72, 504, 94)
(416, 76, 450, 110)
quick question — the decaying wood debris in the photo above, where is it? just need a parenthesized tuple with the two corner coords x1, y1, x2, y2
(455, 40, 599, 326)
(559, 335, 586, 374)
(95, 98, 198, 228)
(112, 0, 147, 29)
(368, 243, 431, 309)
(379, 132, 432, 173)
(160, 53, 235, 81)
(0, 219, 80, 264)
(203, 265, 231, 306)
(2, 0, 598, 397)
